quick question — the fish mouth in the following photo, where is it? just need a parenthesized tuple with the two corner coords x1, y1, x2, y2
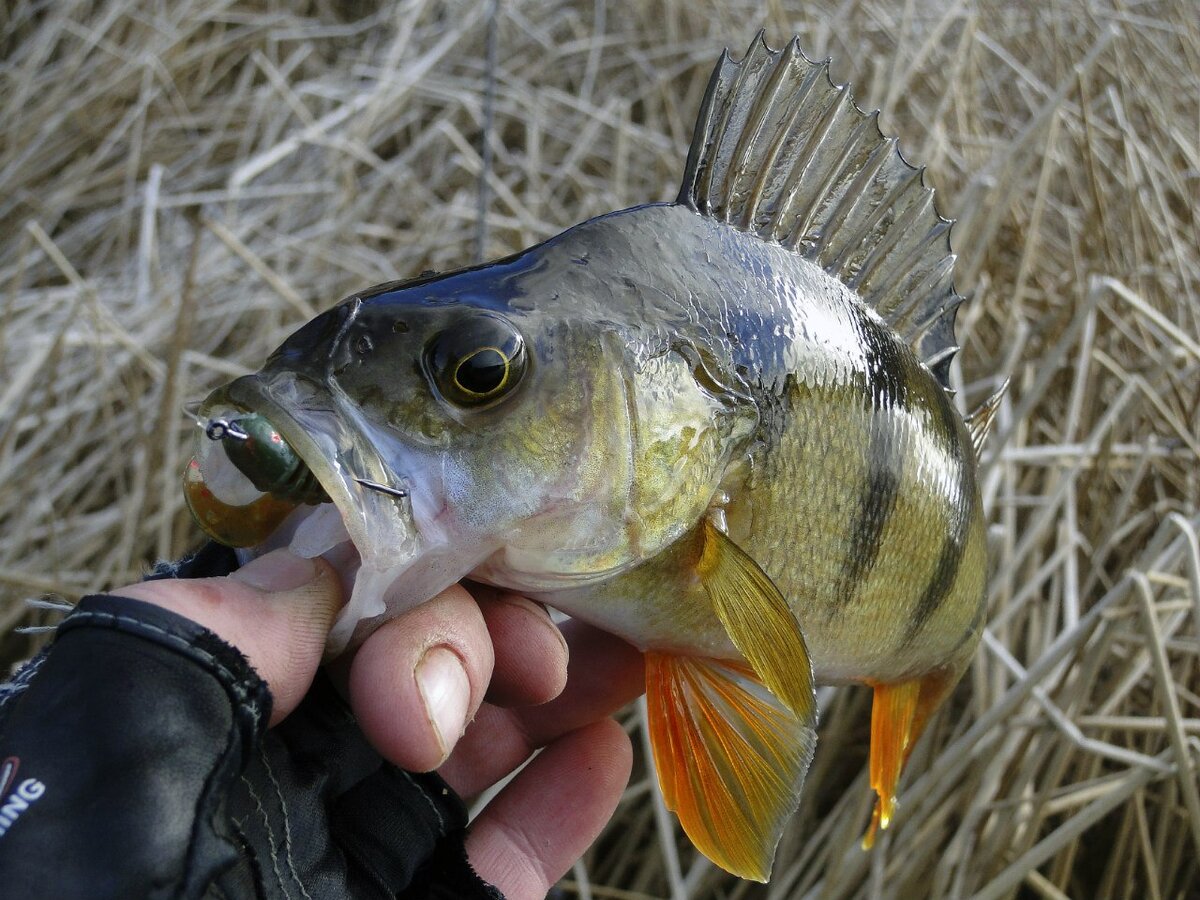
(198, 370, 422, 654)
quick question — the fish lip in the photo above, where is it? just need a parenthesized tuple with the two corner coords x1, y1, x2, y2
(207, 371, 421, 652)
(217, 375, 388, 516)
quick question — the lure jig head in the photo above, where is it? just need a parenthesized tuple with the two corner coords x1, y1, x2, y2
(204, 414, 329, 505)
(183, 412, 326, 548)
(184, 411, 408, 548)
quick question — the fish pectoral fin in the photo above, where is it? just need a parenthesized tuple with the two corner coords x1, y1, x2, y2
(696, 519, 816, 717)
(646, 652, 817, 882)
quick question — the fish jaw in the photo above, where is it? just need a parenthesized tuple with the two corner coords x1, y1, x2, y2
(199, 370, 491, 654)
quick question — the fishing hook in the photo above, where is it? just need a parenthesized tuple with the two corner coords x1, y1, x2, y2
(204, 418, 249, 443)
(355, 478, 409, 500)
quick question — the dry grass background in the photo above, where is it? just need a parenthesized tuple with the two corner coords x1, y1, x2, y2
(2, 1, 1198, 897)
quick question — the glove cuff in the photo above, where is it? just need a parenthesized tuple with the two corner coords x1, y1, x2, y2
(58, 593, 273, 763)
(0, 593, 272, 899)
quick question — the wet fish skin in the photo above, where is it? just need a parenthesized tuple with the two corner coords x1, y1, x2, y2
(409, 202, 984, 685)
(185, 34, 999, 881)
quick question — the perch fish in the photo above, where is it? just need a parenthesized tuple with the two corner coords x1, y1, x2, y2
(184, 35, 1003, 881)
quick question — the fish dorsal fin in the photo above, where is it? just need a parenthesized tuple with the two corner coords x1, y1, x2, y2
(965, 378, 1009, 457)
(678, 32, 965, 387)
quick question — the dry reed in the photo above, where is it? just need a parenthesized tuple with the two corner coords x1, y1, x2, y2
(2, 1, 1197, 897)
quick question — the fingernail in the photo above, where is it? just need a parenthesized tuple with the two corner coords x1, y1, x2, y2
(499, 593, 568, 655)
(233, 548, 319, 592)
(416, 646, 470, 759)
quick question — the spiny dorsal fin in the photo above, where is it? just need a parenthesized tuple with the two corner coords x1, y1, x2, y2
(965, 379, 1009, 457)
(678, 32, 965, 387)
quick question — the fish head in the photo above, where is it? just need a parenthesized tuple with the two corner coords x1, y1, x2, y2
(188, 249, 648, 652)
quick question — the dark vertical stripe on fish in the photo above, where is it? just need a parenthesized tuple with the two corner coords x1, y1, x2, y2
(904, 416, 973, 643)
(834, 325, 908, 609)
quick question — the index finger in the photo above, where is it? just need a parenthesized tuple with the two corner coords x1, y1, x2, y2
(438, 619, 644, 798)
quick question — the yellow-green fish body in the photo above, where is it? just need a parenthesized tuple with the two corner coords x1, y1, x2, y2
(185, 35, 1001, 882)
(463, 205, 988, 683)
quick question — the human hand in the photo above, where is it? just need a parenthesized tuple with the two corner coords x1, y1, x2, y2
(116, 547, 644, 899)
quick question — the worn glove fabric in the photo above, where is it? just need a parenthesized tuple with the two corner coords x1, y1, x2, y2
(0, 547, 503, 900)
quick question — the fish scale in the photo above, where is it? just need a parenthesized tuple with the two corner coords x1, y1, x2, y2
(184, 33, 1005, 883)
(732, 357, 980, 683)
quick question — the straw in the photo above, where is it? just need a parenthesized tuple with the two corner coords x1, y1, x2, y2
(2, 2, 1197, 896)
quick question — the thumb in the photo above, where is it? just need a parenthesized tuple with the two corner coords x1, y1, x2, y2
(112, 549, 344, 724)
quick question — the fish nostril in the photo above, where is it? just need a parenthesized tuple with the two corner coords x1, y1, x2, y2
(354, 334, 374, 356)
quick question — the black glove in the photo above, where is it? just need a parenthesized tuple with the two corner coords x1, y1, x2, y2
(0, 546, 503, 900)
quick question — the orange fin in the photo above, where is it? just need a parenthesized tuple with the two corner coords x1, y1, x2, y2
(696, 519, 816, 718)
(646, 652, 817, 882)
(905, 668, 960, 767)
(862, 668, 967, 848)
(863, 680, 921, 849)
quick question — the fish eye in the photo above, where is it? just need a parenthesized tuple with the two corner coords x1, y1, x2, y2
(425, 313, 527, 408)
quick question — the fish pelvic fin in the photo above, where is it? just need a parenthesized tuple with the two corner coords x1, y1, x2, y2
(965, 378, 1009, 458)
(862, 667, 964, 849)
(677, 32, 965, 388)
(696, 518, 816, 718)
(646, 652, 817, 881)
